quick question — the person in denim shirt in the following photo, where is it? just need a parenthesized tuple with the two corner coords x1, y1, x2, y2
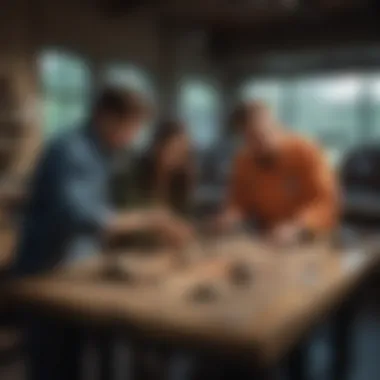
(13, 87, 193, 380)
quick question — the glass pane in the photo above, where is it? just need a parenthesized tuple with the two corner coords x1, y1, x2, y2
(39, 51, 90, 138)
(369, 75, 380, 141)
(43, 98, 87, 139)
(39, 51, 91, 93)
(239, 80, 283, 119)
(43, 98, 64, 138)
(293, 75, 362, 166)
(63, 102, 87, 126)
(179, 80, 221, 149)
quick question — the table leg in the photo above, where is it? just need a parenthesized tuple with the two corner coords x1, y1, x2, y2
(92, 330, 116, 380)
(130, 342, 172, 380)
(331, 298, 356, 380)
(190, 355, 225, 380)
(100, 334, 114, 380)
(191, 355, 273, 380)
(24, 317, 84, 380)
(221, 363, 272, 380)
(286, 340, 310, 380)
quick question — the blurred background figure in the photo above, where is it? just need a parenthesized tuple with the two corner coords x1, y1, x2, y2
(110, 119, 196, 249)
(139, 119, 196, 216)
(114, 119, 195, 216)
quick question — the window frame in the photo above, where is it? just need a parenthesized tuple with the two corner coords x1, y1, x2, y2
(237, 69, 380, 167)
(39, 49, 92, 138)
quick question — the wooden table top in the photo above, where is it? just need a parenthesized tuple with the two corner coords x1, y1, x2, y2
(3, 234, 380, 366)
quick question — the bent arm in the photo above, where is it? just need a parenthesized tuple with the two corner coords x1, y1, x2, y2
(55, 147, 161, 237)
(296, 145, 340, 234)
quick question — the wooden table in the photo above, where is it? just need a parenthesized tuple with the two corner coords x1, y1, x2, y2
(3, 235, 380, 378)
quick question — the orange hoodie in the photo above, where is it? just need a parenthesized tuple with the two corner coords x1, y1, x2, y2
(228, 133, 340, 234)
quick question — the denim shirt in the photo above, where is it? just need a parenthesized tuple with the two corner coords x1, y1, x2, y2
(13, 125, 117, 275)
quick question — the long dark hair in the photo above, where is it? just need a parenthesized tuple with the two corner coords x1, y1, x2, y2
(149, 119, 186, 156)
(139, 119, 193, 210)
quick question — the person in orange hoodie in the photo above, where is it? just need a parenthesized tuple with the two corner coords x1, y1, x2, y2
(214, 100, 340, 245)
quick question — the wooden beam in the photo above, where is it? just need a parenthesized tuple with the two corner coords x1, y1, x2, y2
(208, 7, 380, 59)
(159, 0, 366, 28)
(101, 0, 153, 17)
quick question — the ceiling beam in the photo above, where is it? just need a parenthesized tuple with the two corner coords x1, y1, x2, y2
(208, 7, 380, 59)
(158, 0, 367, 28)
(100, 0, 154, 18)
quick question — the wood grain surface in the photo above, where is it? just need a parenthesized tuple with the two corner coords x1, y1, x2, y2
(3, 235, 380, 366)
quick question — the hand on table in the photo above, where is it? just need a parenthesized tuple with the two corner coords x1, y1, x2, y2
(266, 223, 302, 247)
(106, 207, 195, 250)
(149, 210, 196, 249)
(207, 209, 242, 235)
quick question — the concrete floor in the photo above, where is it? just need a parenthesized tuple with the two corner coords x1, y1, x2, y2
(1, 284, 380, 380)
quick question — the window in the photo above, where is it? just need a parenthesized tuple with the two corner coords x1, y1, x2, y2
(239, 74, 365, 166)
(39, 51, 91, 138)
(104, 64, 154, 150)
(179, 80, 221, 149)
(293, 75, 362, 165)
(368, 75, 380, 140)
